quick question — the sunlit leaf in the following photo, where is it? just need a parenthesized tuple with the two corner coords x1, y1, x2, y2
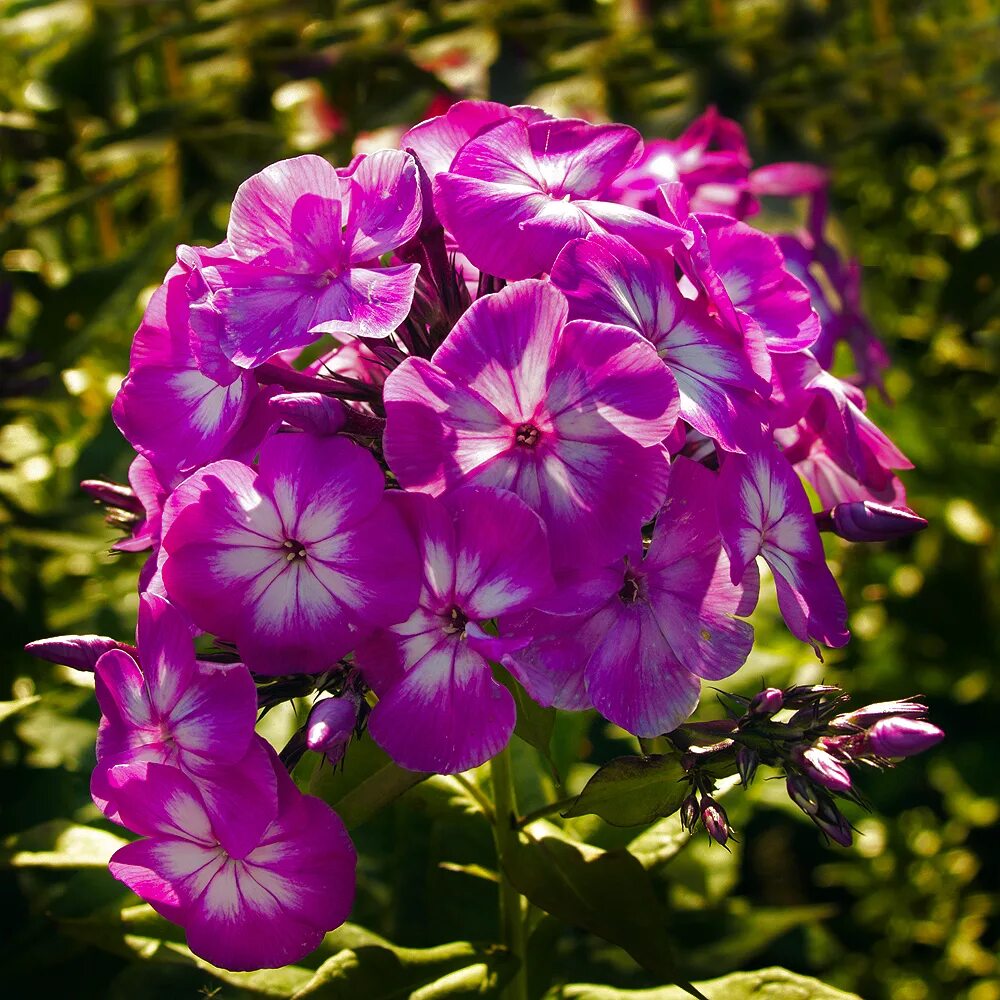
(564, 753, 688, 827)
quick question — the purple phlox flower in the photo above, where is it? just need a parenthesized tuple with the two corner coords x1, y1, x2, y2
(551, 233, 767, 453)
(106, 756, 355, 972)
(383, 279, 678, 569)
(819, 500, 927, 542)
(657, 183, 820, 361)
(161, 433, 420, 674)
(769, 351, 912, 503)
(25, 634, 137, 671)
(435, 116, 690, 280)
(609, 107, 755, 218)
(717, 446, 850, 651)
(89, 593, 277, 857)
(112, 258, 258, 486)
(189, 152, 423, 369)
(357, 487, 552, 774)
(306, 695, 360, 766)
(503, 458, 756, 737)
(867, 717, 944, 758)
(401, 99, 551, 182)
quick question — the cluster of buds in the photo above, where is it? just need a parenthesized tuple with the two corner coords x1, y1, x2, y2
(671, 684, 943, 847)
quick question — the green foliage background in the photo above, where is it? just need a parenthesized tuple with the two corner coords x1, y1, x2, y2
(1, 1, 997, 998)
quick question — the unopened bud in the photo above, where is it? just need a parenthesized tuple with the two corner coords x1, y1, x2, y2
(736, 745, 759, 787)
(680, 793, 700, 832)
(700, 797, 731, 846)
(306, 696, 359, 765)
(749, 687, 784, 717)
(81, 479, 144, 515)
(813, 796, 853, 847)
(786, 774, 821, 816)
(749, 162, 829, 197)
(270, 393, 347, 436)
(795, 746, 853, 794)
(25, 634, 136, 671)
(868, 717, 944, 758)
(824, 501, 927, 543)
(833, 698, 928, 729)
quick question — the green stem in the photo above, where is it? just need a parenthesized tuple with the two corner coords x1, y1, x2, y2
(490, 745, 529, 1000)
(516, 794, 577, 829)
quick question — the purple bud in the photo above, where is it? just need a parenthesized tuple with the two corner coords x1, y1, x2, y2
(749, 162, 829, 197)
(833, 698, 929, 729)
(826, 501, 928, 543)
(786, 774, 821, 816)
(868, 717, 944, 758)
(25, 634, 136, 671)
(813, 797, 854, 847)
(796, 746, 853, 793)
(680, 794, 699, 832)
(749, 687, 784, 716)
(700, 797, 731, 846)
(80, 479, 144, 514)
(306, 696, 359, 765)
(270, 393, 347, 436)
(736, 745, 759, 787)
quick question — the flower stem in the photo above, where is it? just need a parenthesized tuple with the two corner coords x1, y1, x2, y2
(490, 745, 529, 1000)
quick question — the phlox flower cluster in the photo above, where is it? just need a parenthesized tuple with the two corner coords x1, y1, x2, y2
(30, 102, 932, 971)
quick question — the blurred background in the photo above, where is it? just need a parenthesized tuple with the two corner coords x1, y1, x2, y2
(1, 1, 997, 998)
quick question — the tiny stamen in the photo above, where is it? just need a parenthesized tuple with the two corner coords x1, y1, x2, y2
(515, 423, 540, 448)
(283, 539, 308, 562)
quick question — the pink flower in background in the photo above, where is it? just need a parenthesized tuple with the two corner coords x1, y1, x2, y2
(192, 152, 423, 368)
(161, 433, 420, 674)
(436, 116, 689, 279)
(106, 758, 355, 971)
(504, 458, 756, 736)
(551, 233, 766, 452)
(383, 279, 678, 568)
(359, 487, 553, 773)
(717, 447, 849, 651)
(90, 593, 277, 856)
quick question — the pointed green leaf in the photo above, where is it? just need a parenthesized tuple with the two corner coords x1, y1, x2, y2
(564, 753, 688, 826)
(557, 966, 861, 998)
(0, 820, 130, 869)
(308, 733, 427, 829)
(501, 823, 683, 983)
(289, 940, 513, 999)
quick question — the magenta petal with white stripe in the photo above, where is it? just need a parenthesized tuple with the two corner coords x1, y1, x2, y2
(551, 234, 766, 451)
(436, 117, 686, 279)
(106, 758, 356, 972)
(161, 434, 420, 674)
(717, 447, 849, 650)
(383, 280, 677, 569)
(358, 488, 552, 773)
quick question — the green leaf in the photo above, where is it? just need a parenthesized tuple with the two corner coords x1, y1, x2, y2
(564, 753, 688, 826)
(0, 695, 40, 724)
(493, 665, 556, 768)
(501, 822, 683, 984)
(556, 966, 862, 998)
(0, 820, 129, 869)
(289, 940, 514, 999)
(627, 814, 691, 870)
(308, 732, 427, 829)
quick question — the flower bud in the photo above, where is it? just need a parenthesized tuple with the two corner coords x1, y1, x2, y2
(749, 687, 784, 717)
(827, 501, 927, 543)
(270, 393, 347, 436)
(700, 797, 731, 846)
(749, 162, 829, 197)
(795, 746, 853, 793)
(680, 793, 700, 832)
(868, 717, 944, 758)
(24, 635, 136, 671)
(306, 696, 359, 765)
(736, 745, 759, 787)
(833, 698, 928, 729)
(81, 479, 144, 514)
(786, 774, 820, 816)
(813, 797, 853, 847)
